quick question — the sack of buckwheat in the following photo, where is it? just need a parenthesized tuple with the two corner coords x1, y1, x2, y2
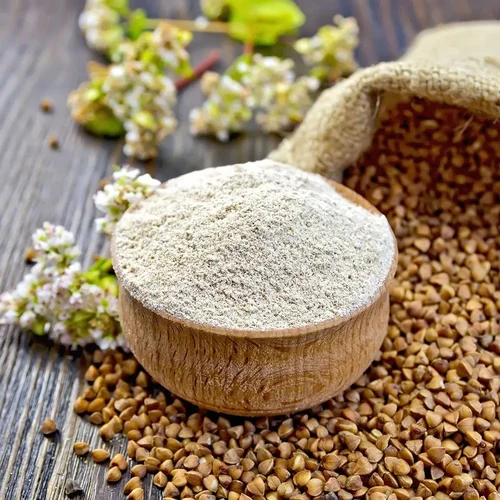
(268, 21, 500, 181)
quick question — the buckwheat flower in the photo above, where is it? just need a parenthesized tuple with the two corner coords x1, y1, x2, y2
(103, 60, 178, 159)
(19, 310, 36, 328)
(70, 59, 178, 159)
(94, 166, 161, 235)
(0, 224, 123, 349)
(32, 222, 81, 268)
(189, 72, 251, 141)
(151, 22, 193, 76)
(72, 20, 185, 159)
(112, 22, 193, 77)
(241, 55, 295, 108)
(78, 0, 124, 54)
(68, 78, 126, 138)
(256, 76, 320, 134)
(294, 15, 359, 82)
(189, 54, 318, 140)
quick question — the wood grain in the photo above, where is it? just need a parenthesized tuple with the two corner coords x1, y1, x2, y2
(0, 0, 499, 497)
(118, 282, 393, 417)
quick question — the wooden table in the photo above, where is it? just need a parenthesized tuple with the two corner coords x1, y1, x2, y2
(0, 1, 498, 498)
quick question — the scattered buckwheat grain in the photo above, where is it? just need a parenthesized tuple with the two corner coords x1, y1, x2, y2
(92, 449, 110, 463)
(40, 98, 54, 113)
(40, 418, 57, 436)
(48, 135, 59, 149)
(73, 442, 90, 456)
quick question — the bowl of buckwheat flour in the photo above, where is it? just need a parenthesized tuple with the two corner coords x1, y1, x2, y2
(112, 159, 397, 415)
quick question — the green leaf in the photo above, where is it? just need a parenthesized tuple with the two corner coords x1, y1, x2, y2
(84, 258, 114, 281)
(225, 54, 252, 81)
(226, 0, 305, 45)
(83, 258, 119, 295)
(84, 107, 125, 138)
(100, 276, 119, 296)
(201, 0, 229, 20)
(138, 49, 166, 73)
(104, 0, 130, 16)
(72, 311, 94, 324)
(176, 59, 194, 78)
(128, 9, 149, 40)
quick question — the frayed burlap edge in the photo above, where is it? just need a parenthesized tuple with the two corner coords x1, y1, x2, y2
(268, 21, 500, 181)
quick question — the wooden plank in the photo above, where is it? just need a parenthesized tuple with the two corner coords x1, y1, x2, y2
(0, 0, 498, 498)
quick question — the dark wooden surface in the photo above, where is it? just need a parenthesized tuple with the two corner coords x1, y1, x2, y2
(0, 1, 499, 498)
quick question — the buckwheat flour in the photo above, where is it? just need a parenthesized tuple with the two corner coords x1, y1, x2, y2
(114, 160, 394, 330)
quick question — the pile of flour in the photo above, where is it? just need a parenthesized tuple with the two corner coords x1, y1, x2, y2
(114, 160, 394, 330)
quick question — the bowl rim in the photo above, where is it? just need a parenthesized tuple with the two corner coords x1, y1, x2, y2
(112, 177, 398, 339)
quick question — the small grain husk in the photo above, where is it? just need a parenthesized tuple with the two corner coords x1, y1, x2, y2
(40, 418, 57, 436)
(73, 442, 89, 456)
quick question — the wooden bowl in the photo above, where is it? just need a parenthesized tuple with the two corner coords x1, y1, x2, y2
(112, 180, 398, 416)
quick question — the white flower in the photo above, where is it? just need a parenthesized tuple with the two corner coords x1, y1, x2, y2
(256, 76, 319, 133)
(94, 166, 162, 235)
(294, 15, 359, 82)
(136, 174, 161, 188)
(101, 60, 178, 159)
(94, 218, 107, 233)
(97, 337, 114, 350)
(109, 65, 126, 79)
(190, 54, 319, 139)
(190, 72, 251, 140)
(78, 1, 123, 53)
(74, 16, 186, 159)
(150, 22, 192, 74)
(90, 328, 104, 340)
(194, 16, 209, 29)
(59, 333, 74, 346)
(114, 167, 140, 181)
(1, 309, 18, 324)
(0, 223, 124, 349)
(94, 190, 112, 210)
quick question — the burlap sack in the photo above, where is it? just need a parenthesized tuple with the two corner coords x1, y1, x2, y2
(268, 21, 500, 182)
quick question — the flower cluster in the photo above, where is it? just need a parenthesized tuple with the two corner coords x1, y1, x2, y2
(189, 72, 251, 141)
(68, 63, 177, 159)
(70, 21, 191, 159)
(105, 60, 178, 159)
(256, 76, 319, 133)
(68, 70, 126, 139)
(294, 15, 359, 83)
(189, 54, 319, 139)
(78, 0, 126, 54)
(239, 55, 295, 107)
(94, 166, 161, 235)
(0, 223, 123, 349)
(112, 22, 193, 77)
